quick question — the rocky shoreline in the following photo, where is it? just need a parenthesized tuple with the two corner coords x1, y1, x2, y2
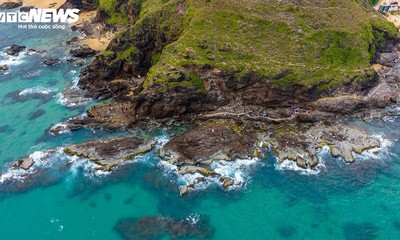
(2, 0, 400, 196)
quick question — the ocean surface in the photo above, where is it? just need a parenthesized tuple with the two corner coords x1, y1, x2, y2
(1, 17, 400, 240)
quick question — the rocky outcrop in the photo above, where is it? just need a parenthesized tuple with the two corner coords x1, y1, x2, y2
(43, 59, 61, 66)
(266, 123, 381, 166)
(5, 45, 26, 56)
(159, 126, 257, 166)
(63, 136, 155, 170)
(0, 65, 9, 71)
(69, 46, 98, 58)
(11, 157, 34, 170)
(0, 2, 22, 10)
(20, 6, 35, 12)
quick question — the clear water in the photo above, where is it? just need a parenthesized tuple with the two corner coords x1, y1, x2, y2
(1, 16, 400, 240)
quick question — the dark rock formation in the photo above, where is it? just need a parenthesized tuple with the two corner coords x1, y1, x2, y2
(43, 59, 61, 66)
(5, 45, 26, 56)
(63, 136, 155, 170)
(159, 126, 257, 166)
(0, 65, 9, 71)
(70, 46, 98, 58)
(0, 2, 22, 10)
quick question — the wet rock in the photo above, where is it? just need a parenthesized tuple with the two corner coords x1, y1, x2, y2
(160, 126, 257, 166)
(0, 65, 9, 71)
(12, 157, 34, 170)
(178, 166, 220, 177)
(20, 6, 35, 12)
(179, 185, 190, 196)
(296, 157, 307, 169)
(43, 58, 61, 66)
(0, 2, 22, 10)
(267, 123, 381, 165)
(220, 176, 234, 189)
(70, 46, 98, 58)
(63, 136, 155, 170)
(27, 48, 47, 55)
(27, 109, 46, 120)
(5, 44, 26, 56)
(114, 216, 214, 240)
(74, 59, 86, 66)
(66, 37, 79, 45)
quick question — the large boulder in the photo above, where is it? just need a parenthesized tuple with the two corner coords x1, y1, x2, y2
(43, 58, 61, 66)
(5, 45, 26, 56)
(63, 136, 155, 170)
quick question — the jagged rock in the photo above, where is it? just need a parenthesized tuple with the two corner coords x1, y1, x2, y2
(295, 157, 307, 169)
(43, 59, 61, 66)
(63, 136, 155, 170)
(220, 176, 234, 189)
(178, 166, 220, 177)
(12, 157, 34, 170)
(5, 45, 26, 56)
(159, 126, 257, 166)
(27, 48, 47, 55)
(74, 59, 86, 66)
(0, 65, 9, 71)
(0, 2, 22, 10)
(70, 46, 98, 58)
(267, 123, 381, 165)
(179, 185, 190, 196)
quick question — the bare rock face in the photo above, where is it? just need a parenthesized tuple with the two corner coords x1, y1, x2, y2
(12, 157, 34, 170)
(69, 46, 98, 58)
(0, 65, 9, 71)
(314, 96, 366, 114)
(64, 136, 155, 170)
(159, 126, 257, 166)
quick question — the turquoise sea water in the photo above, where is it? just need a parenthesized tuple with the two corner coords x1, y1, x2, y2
(1, 18, 400, 240)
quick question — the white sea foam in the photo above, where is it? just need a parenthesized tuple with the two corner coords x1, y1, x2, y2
(185, 213, 200, 225)
(0, 49, 27, 68)
(19, 86, 56, 96)
(159, 156, 262, 191)
(275, 147, 328, 175)
(353, 134, 394, 161)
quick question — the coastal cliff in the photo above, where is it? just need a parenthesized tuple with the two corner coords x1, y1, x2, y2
(11, 0, 400, 193)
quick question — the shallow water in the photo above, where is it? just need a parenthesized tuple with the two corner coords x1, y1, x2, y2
(1, 13, 400, 240)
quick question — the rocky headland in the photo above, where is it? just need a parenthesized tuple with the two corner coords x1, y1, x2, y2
(4, 0, 400, 194)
